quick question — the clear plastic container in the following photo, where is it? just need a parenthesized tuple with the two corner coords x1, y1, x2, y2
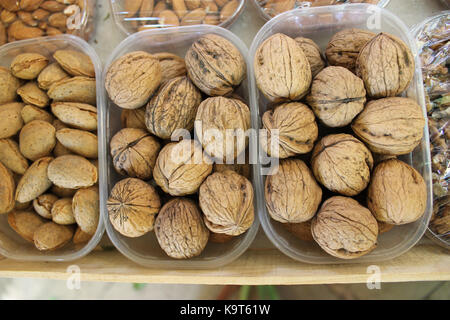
(249, 4, 433, 264)
(251, 0, 390, 21)
(101, 25, 260, 269)
(109, 0, 245, 35)
(0, 34, 105, 262)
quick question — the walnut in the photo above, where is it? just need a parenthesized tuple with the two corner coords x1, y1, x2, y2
(378, 221, 394, 234)
(352, 97, 425, 155)
(282, 220, 314, 242)
(195, 96, 250, 161)
(311, 196, 378, 259)
(110, 128, 161, 180)
(265, 159, 322, 223)
(214, 161, 251, 179)
(311, 134, 373, 196)
(121, 107, 146, 130)
(260, 102, 318, 158)
(153, 52, 187, 84)
(145, 76, 201, 139)
(254, 33, 311, 103)
(107, 178, 161, 237)
(199, 170, 254, 236)
(368, 159, 427, 225)
(295, 37, 326, 77)
(154, 198, 209, 259)
(105, 51, 162, 109)
(153, 139, 213, 196)
(306, 66, 366, 127)
(325, 28, 376, 73)
(356, 33, 415, 98)
(185, 33, 246, 96)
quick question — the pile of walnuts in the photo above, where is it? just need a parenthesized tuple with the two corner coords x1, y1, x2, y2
(105, 33, 255, 260)
(255, 30, 428, 259)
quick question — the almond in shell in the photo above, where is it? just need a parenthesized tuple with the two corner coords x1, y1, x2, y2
(33, 221, 74, 251)
(48, 76, 96, 105)
(0, 67, 20, 104)
(21, 104, 53, 123)
(17, 82, 50, 107)
(55, 128, 98, 158)
(72, 185, 99, 235)
(0, 138, 29, 175)
(37, 62, 70, 90)
(53, 50, 95, 77)
(51, 197, 75, 225)
(19, 120, 56, 161)
(8, 210, 45, 242)
(51, 102, 97, 131)
(10, 53, 48, 80)
(15, 156, 53, 203)
(47, 155, 97, 189)
(0, 162, 15, 214)
(33, 193, 58, 219)
(0, 102, 24, 139)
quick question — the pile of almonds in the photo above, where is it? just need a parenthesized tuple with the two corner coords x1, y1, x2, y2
(0, 48, 99, 252)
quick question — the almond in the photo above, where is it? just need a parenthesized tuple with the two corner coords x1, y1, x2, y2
(33, 221, 74, 251)
(8, 210, 45, 242)
(181, 7, 206, 25)
(15, 156, 53, 203)
(53, 50, 95, 77)
(55, 128, 98, 159)
(0, 139, 29, 175)
(0, 162, 15, 214)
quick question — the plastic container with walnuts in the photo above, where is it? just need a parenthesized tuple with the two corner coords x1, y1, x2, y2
(250, 4, 433, 264)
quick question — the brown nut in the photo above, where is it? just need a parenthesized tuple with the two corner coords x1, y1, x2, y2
(47, 12, 66, 29)
(37, 62, 70, 90)
(0, 67, 20, 104)
(195, 96, 250, 161)
(105, 51, 162, 110)
(33, 193, 58, 219)
(153, 52, 187, 85)
(0, 138, 28, 175)
(17, 82, 49, 107)
(110, 128, 160, 180)
(47, 155, 97, 189)
(219, 0, 238, 22)
(20, 0, 44, 11)
(0, 102, 24, 139)
(1, 0, 20, 12)
(15, 156, 53, 203)
(48, 76, 96, 105)
(306, 66, 366, 127)
(352, 97, 425, 155)
(378, 221, 394, 234)
(295, 37, 325, 78)
(356, 33, 414, 98)
(72, 186, 99, 235)
(158, 9, 180, 26)
(155, 198, 209, 259)
(55, 128, 98, 159)
(21, 104, 53, 124)
(260, 102, 318, 158)
(8, 210, 45, 242)
(0, 162, 15, 214)
(51, 184, 76, 198)
(312, 196, 378, 259)
(19, 120, 56, 161)
(181, 7, 206, 25)
(40, 0, 66, 12)
(32, 8, 50, 20)
(51, 102, 97, 131)
(33, 222, 74, 251)
(51, 197, 75, 225)
(311, 134, 373, 196)
(1, 10, 17, 24)
(209, 232, 234, 243)
(53, 50, 95, 77)
(214, 161, 250, 179)
(199, 170, 254, 236)
(368, 159, 427, 225)
(185, 33, 246, 96)
(146, 76, 201, 140)
(282, 220, 314, 242)
(254, 33, 311, 103)
(73, 226, 92, 244)
(124, 0, 143, 17)
(11, 53, 48, 80)
(265, 159, 322, 223)
(107, 178, 161, 238)
(185, 0, 200, 10)
(153, 139, 213, 196)
(325, 28, 376, 73)
(7, 20, 44, 40)
(121, 107, 146, 129)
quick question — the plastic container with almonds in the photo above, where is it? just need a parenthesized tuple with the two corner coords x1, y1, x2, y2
(0, 0, 96, 45)
(109, 0, 245, 35)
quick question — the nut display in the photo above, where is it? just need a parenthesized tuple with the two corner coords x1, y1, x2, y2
(368, 159, 427, 225)
(352, 97, 425, 155)
(295, 37, 325, 77)
(265, 159, 322, 223)
(307, 66, 366, 127)
(312, 134, 373, 196)
(312, 196, 379, 259)
(260, 102, 318, 158)
(254, 33, 311, 102)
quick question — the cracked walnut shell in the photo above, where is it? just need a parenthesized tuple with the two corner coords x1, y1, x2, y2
(307, 66, 366, 128)
(295, 37, 326, 78)
(199, 170, 254, 236)
(254, 33, 311, 103)
(261, 102, 318, 159)
(110, 128, 161, 180)
(356, 33, 414, 98)
(311, 134, 373, 196)
(368, 159, 427, 225)
(265, 159, 322, 224)
(352, 97, 425, 155)
(105, 51, 162, 109)
(146, 76, 201, 140)
(107, 178, 161, 238)
(312, 196, 378, 259)
(155, 198, 209, 259)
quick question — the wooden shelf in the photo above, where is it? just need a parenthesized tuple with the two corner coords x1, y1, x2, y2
(0, 242, 448, 285)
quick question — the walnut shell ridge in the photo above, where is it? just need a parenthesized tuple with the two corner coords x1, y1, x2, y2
(356, 33, 414, 98)
(311, 134, 373, 196)
(185, 34, 246, 96)
(295, 37, 326, 77)
(254, 33, 311, 103)
(312, 196, 378, 259)
(306, 66, 366, 127)
(199, 170, 254, 236)
(265, 159, 322, 224)
(352, 97, 425, 155)
(155, 198, 209, 259)
(368, 159, 427, 225)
